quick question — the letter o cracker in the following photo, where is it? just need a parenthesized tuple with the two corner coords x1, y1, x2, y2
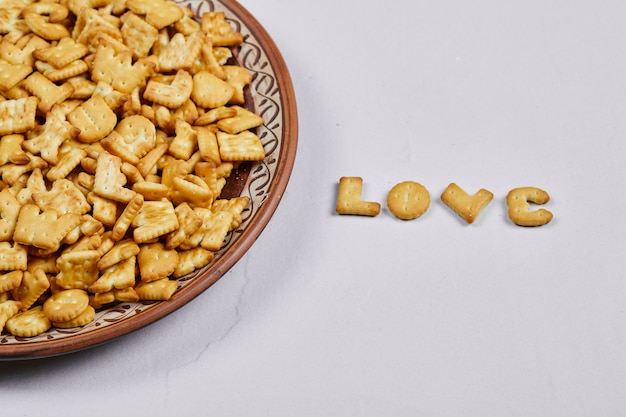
(387, 181, 430, 220)
(5, 305, 51, 337)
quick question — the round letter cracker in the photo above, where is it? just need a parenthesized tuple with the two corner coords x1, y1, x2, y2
(387, 181, 430, 220)
(43, 288, 90, 322)
(53, 304, 95, 329)
(5, 305, 51, 337)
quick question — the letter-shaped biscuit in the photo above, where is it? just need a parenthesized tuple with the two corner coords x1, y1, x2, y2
(335, 176, 381, 217)
(506, 187, 553, 227)
(387, 181, 430, 220)
(441, 183, 493, 224)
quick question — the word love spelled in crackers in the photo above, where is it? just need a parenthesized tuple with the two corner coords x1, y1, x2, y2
(336, 177, 553, 227)
(0, 0, 267, 338)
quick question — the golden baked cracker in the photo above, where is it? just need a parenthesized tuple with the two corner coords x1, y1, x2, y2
(0, 58, 32, 91)
(43, 288, 89, 322)
(172, 98, 200, 126)
(73, 8, 123, 51)
(200, 11, 244, 47)
(173, 247, 214, 278)
(174, 7, 201, 35)
(53, 304, 95, 328)
(93, 152, 137, 203)
(120, 85, 143, 118)
(35, 58, 89, 82)
(135, 138, 169, 176)
(440, 183, 494, 224)
(134, 278, 178, 301)
(152, 30, 203, 71)
(67, 95, 118, 143)
(506, 186, 553, 227)
(32, 178, 91, 215)
(191, 70, 234, 109)
(0, 96, 38, 136)
(216, 131, 265, 161)
(181, 207, 232, 251)
(212, 196, 249, 231)
(89, 255, 136, 293)
(165, 202, 203, 249)
(51, 97, 84, 115)
(27, 255, 59, 275)
(160, 157, 190, 188)
(0, 133, 30, 165)
(200, 209, 233, 251)
(88, 192, 119, 226)
(335, 176, 381, 216)
(22, 72, 75, 114)
(0, 6, 31, 44)
(171, 175, 213, 208)
(132, 180, 170, 201)
(61, 224, 81, 246)
(194, 161, 217, 196)
(91, 81, 129, 111)
(5, 305, 51, 337)
(22, 108, 81, 164)
(144, 69, 193, 109)
(0, 270, 23, 293)
(22, 2, 71, 41)
(0, 153, 48, 186)
(111, 193, 144, 241)
(168, 118, 197, 160)
(212, 46, 232, 65)
(46, 147, 87, 182)
(55, 249, 101, 290)
(0, 187, 21, 241)
(189, 35, 226, 79)
(0, 299, 22, 334)
(80, 155, 98, 175)
(15, 167, 46, 205)
(216, 105, 263, 134)
(131, 200, 179, 243)
(91, 38, 155, 93)
(97, 238, 139, 271)
(91, 286, 139, 307)
(137, 241, 179, 282)
(101, 115, 156, 165)
(222, 66, 252, 105)
(145, 0, 184, 29)
(12, 268, 50, 311)
(121, 161, 145, 185)
(387, 181, 430, 220)
(120, 12, 159, 59)
(62, 74, 96, 98)
(13, 204, 83, 251)
(194, 106, 237, 126)
(32, 36, 89, 69)
(0, 242, 28, 271)
(1, 34, 49, 66)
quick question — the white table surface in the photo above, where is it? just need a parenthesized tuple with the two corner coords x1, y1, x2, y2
(2, 0, 626, 415)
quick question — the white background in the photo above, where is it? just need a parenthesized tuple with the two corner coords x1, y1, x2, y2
(3, 0, 626, 416)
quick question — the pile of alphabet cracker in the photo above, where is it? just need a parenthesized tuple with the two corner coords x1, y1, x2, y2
(0, 0, 266, 337)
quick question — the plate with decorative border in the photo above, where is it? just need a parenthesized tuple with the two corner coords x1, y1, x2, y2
(0, 0, 298, 360)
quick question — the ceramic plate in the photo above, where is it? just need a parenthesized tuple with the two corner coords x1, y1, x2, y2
(0, 0, 297, 360)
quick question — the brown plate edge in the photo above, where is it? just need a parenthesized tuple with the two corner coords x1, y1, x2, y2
(0, 0, 298, 360)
